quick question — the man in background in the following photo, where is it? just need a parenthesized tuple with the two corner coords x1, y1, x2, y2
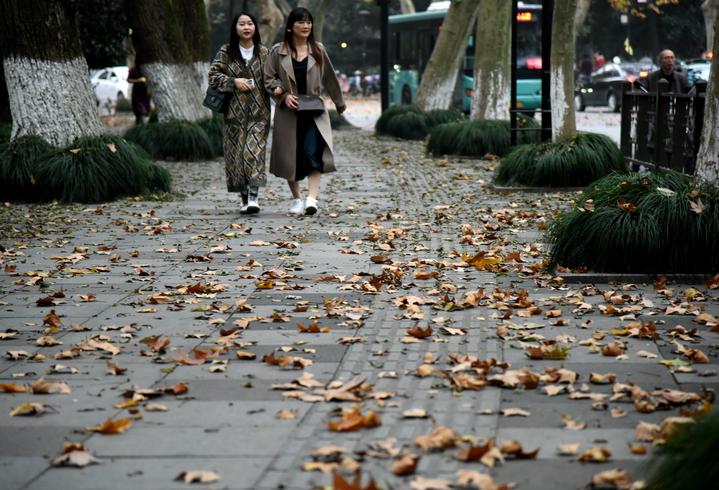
(643, 49, 691, 93)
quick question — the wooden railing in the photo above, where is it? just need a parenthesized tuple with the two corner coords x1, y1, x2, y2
(620, 79, 706, 174)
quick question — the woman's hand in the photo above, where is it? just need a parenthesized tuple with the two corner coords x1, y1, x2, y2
(273, 87, 284, 97)
(284, 94, 299, 110)
(234, 78, 252, 92)
(336, 104, 347, 115)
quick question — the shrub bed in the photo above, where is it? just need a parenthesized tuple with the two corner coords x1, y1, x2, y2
(427, 117, 540, 157)
(547, 170, 719, 273)
(375, 104, 465, 140)
(125, 119, 214, 161)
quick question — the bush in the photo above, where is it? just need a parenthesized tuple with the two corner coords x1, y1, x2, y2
(375, 105, 466, 140)
(0, 135, 53, 202)
(426, 117, 539, 157)
(34, 134, 170, 203)
(329, 109, 353, 129)
(125, 120, 214, 161)
(0, 122, 11, 145)
(495, 132, 625, 187)
(425, 108, 465, 129)
(115, 98, 132, 113)
(385, 111, 429, 140)
(547, 170, 719, 273)
(196, 116, 224, 158)
(645, 411, 719, 490)
(375, 104, 422, 135)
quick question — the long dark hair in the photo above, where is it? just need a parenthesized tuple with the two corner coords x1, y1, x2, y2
(228, 12, 261, 63)
(283, 7, 323, 66)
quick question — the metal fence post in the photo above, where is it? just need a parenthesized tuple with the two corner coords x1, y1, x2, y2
(653, 79, 669, 168)
(620, 81, 632, 163)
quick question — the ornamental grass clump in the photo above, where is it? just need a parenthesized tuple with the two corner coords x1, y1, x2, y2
(375, 105, 466, 140)
(329, 109, 354, 130)
(426, 117, 538, 157)
(375, 104, 422, 135)
(125, 120, 214, 161)
(0, 135, 53, 202)
(495, 132, 625, 187)
(196, 116, 224, 158)
(644, 411, 719, 490)
(34, 134, 170, 203)
(547, 170, 719, 273)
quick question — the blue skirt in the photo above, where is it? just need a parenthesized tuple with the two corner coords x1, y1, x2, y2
(295, 112, 325, 181)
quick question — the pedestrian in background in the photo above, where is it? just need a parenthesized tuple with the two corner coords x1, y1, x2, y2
(264, 7, 346, 216)
(127, 64, 151, 125)
(643, 49, 691, 93)
(208, 12, 271, 214)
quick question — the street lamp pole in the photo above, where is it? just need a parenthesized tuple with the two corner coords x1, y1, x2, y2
(378, 0, 390, 111)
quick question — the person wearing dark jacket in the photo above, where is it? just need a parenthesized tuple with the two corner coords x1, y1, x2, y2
(643, 49, 691, 93)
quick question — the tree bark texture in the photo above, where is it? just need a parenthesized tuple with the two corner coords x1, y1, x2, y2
(574, 0, 591, 35)
(125, 0, 207, 122)
(172, 0, 211, 62)
(550, 0, 577, 141)
(0, 0, 102, 146)
(695, 12, 719, 188)
(415, 0, 479, 111)
(703, 0, 719, 53)
(400, 0, 416, 14)
(471, 0, 511, 120)
(313, 0, 332, 43)
(258, 0, 285, 46)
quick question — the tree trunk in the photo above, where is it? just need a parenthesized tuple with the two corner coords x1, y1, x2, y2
(0, 0, 102, 147)
(313, 0, 332, 43)
(415, 0, 479, 111)
(400, 0, 416, 14)
(574, 0, 590, 34)
(172, 0, 211, 94)
(694, 12, 719, 188)
(257, 0, 285, 46)
(471, 0, 511, 120)
(124, 0, 207, 122)
(550, 0, 577, 141)
(702, 0, 719, 53)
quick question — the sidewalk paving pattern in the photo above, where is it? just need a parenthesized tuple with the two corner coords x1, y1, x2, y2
(0, 127, 717, 490)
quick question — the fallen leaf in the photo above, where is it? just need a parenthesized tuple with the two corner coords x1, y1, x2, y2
(175, 470, 220, 484)
(561, 413, 587, 430)
(31, 378, 71, 394)
(392, 453, 419, 476)
(87, 418, 133, 434)
(558, 443, 580, 455)
(415, 425, 459, 451)
(10, 402, 47, 416)
(328, 406, 381, 432)
(578, 447, 612, 463)
(52, 442, 101, 467)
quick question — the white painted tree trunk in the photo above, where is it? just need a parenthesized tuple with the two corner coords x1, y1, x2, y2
(550, 0, 577, 141)
(257, 0, 285, 47)
(145, 62, 208, 122)
(702, 0, 719, 53)
(694, 12, 719, 189)
(194, 60, 209, 96)
(4, 56, 102, 147)
(400, 0, 416, 14)
(574, 0, 590, 33)
(415, 0, 479, 111)
(471, 0, 511, 120)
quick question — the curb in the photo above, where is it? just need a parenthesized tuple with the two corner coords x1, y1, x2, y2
(558, 273, 713, 285)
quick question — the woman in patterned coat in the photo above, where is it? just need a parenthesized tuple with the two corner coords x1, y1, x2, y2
(208, 12, 271, 214)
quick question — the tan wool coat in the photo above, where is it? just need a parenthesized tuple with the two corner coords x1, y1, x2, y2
(264, 42, 345, 181)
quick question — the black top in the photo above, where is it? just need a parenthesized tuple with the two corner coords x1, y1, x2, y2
(292, 57, 308, 95)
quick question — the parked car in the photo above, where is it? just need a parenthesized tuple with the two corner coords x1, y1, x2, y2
(575, 62, 652, 112)
(90, 66, 130, 108)
(686, 60, 711, 84)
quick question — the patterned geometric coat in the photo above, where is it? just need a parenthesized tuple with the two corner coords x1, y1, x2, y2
(208, 44, 271, 193)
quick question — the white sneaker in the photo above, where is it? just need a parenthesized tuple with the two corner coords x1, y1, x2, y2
(240, 203, 250, 214)
(304, 197, 318, 215)
(245, 200, 260, 214)
(288, 198, 305, 215)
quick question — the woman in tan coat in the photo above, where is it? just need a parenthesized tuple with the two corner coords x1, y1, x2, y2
(264, 7, 346, 215)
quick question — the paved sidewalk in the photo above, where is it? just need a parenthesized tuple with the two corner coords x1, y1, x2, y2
(0, 128, 717, 490)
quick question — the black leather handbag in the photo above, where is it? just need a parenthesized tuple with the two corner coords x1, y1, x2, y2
(203, 86, 231, 113)
(297, 94, 325, 115)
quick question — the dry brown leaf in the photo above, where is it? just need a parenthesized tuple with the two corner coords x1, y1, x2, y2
(409, 476, 452, 490)
(500, 407, 531, 417)
(87, 418, 133, 434)
(9, 402, 47, 416)
(561, 413, 587, 430)
(578, 447, 612, 463)
(52, 442, 101, 467)
(415, 425, 459, 451)
(276, 409, 299, 420)
(175, 470, 220, 484)
(591, 468, 632, 488)
(402, 408, 429, 419)
(391, 453, 419, 476)
(558, 443, 580, 455)
(106, 360, 127, 375)
(455, 470, 512, 490)
(327, 406, 381, 432)
(590, 372, 617, 384)
(407, 325, 433, 339)
(31, 378, 71, 394)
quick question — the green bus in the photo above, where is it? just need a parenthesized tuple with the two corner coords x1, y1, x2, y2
(388, 1, 542, 113)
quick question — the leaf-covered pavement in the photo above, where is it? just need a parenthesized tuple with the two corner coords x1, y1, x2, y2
(0, 127, 717, 490)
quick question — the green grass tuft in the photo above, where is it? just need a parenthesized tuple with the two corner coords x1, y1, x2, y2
(375, 104, 423, 135)
(645, 412, 719, 490)
(114, 98, 133, 113)
(329, 109, 354, 130)
(426, 117, 539, 157)
(424, 108, 465, 129)
(34, 134, 170, 203)
(547, 170, 719, 273)
(0, 135, 54, 202)
(495, 132, 626, 187)
(385, 111, 429, 140)
(125, 120, 214, 161)
(196, 116, 224, 158)
(0, 122, 11, 145)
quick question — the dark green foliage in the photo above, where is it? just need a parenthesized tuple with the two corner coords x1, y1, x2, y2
(1, 121, 13, 145)
(375, 104, 423, 135)
(385, 111, 429, 140)
(495, 132, 625, 187)
(34, 134, 169, 203)
(547, 170, 719, 273)
(329, 109, 354, 130)
(0, 136, 53, 202)
(145, 162, 172, 193)
(424, 108, 465, 129)
(125, 120, 214, 161)
(115, 98, 132, 113)
(645, 412, 719, 490)
(196, 116, 224, 158)
(426, 117, 539, 157)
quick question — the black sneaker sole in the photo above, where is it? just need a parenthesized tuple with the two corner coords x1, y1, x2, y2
(304, 206, 317, 215)
(246, 206, 260, 214)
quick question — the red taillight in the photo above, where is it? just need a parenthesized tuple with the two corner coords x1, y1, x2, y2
(526, 57, 542, 70)
(625, 75, 637, 83)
